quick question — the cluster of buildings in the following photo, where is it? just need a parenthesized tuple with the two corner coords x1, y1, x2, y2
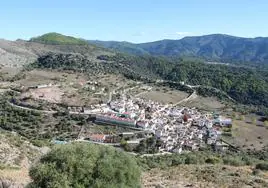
(89, 94, 232, 153)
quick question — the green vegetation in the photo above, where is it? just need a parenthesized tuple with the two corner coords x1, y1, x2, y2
(90, 34, 268, 63)
(0, 92, 84, 141)
(138, 149, 268, 170)
(28, 52, 268, 114)
(255, 162, 268, 171)
(28, 143, 141, 188)
(89, 40, 149, 55)
(30, 32, 88, 45)
(134, 136, 163, 154)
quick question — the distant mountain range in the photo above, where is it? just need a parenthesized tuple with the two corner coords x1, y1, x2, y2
(88, 34, 268, 63)
(1, 32, 268, 67)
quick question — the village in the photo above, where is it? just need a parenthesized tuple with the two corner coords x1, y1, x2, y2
(77, 92, 233, 153)
(4, 76, 233, 154)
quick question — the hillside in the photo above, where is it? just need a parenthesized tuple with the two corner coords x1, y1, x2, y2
(0, 132, 49, 187)
(89, 34, 268, 63)
(88, 40, 149, 55)
(1, 32, 268, 111)
(27, 52, 268, 111)
(29, 32, 88, 45)
(0, 38, 113, 68)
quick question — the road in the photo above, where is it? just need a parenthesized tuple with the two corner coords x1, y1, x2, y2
(7, 101, 96, 115)
(135, 90, 149, 97)
(159, 80, 235, 102)
(108, 85, 123, 103)
(173, 90, 197, 106)
(187, 84, 235, 101)
(8, 101, 57, 114)
(74, 139, 121, 146)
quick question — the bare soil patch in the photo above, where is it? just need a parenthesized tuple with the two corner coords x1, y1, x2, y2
(21, 86, 64, 103)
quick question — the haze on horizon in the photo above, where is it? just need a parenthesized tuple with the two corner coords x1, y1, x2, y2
(1, 0, 268, 43)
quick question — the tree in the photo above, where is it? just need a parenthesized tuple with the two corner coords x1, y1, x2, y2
(28, 143, 141, 188)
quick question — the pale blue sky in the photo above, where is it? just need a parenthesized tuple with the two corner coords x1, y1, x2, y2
(1, 0, 267, 42)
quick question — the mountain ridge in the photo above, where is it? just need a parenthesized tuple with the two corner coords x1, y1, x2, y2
(89, 34, 268, 63)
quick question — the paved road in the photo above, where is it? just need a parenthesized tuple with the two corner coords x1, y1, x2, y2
(74, 139, 121, 146)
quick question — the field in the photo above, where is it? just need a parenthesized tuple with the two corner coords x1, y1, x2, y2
(225, 117, 268, 151)
(138, 87, 188, 104)
(17, 70, 87, 87)
(181, 95, 226, 111)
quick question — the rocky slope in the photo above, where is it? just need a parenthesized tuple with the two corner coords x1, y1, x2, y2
(0, 132, 50, 187)
(0, 39, 113, 68)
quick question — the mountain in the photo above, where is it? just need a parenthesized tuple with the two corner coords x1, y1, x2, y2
(0, 37, 113, 67)
(30, 32, 88, 45)
(88, 34, 268, 63)
(88, 40, 149, 55)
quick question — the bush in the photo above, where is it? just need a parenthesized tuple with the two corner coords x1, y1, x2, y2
(29, 143, 141, 188)
(205, 157, 222, 164)
(256, 163, 268, 171)
(185, 154, 203, 164)
(223, 156, 244, 166)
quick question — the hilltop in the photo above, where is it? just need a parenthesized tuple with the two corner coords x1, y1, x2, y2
(89, 34, 268, 63)
(0, 36, 112, 68)
(29, 32, 88, 45)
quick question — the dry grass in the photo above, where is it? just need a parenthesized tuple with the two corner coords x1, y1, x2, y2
(0, 168, 30, 186)
(139, 88, 188, 104)
(142, 165, 268, 188)
(182, 95, 225, 111)
(0, 67, 21, 77)
(17, 69, 87, 87)
(227, 119, 268, 151)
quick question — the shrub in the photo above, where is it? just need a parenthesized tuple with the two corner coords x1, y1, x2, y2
(185, 154, 202, 164)
(205, 157, 222, 164)
(223, 156, 244, 166)
(29, 143, 141, 188)
(256, 163, 268, 171)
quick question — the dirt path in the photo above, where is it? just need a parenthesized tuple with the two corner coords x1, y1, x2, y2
(173, 90, 197, 106)
(7, 101, 95, 115)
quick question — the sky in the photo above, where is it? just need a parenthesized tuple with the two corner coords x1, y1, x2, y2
(1, 0, 268, 43)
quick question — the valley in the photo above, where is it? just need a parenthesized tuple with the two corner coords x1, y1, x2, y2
(0, 33, 268, 187)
